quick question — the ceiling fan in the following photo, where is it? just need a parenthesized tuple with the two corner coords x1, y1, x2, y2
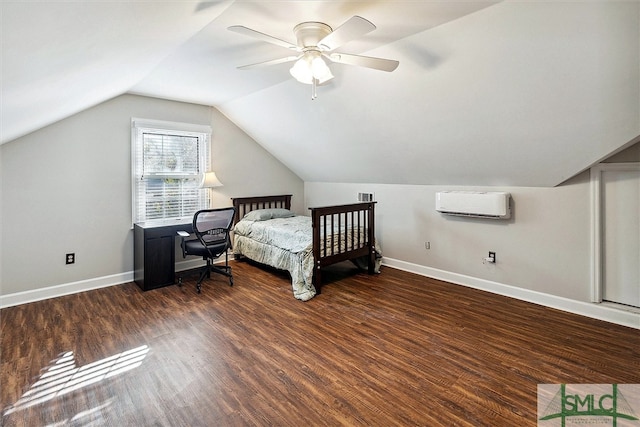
(228, 16, 399, 99)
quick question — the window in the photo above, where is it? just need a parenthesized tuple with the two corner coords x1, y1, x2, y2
(132, 119, 211, 224)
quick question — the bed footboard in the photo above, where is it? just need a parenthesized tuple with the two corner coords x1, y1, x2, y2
(310, 201, 376, 292)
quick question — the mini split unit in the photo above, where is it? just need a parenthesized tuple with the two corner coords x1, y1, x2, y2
(435, 191, 511, 219)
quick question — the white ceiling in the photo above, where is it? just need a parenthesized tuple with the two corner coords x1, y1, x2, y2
(2, 1, 639, 187)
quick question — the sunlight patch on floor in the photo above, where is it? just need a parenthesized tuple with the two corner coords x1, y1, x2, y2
(3, 345, 149, 416)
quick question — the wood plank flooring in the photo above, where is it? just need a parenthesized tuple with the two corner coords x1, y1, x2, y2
(1, 261, 639, 426)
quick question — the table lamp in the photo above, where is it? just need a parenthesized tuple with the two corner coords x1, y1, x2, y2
(200, 171, 223, 207)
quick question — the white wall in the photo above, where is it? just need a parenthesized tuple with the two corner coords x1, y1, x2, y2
(0, 94, 303, 296)
(305, 175, 592, 302)
(0, 145, 3, 287)
(209, 107, 306, 215)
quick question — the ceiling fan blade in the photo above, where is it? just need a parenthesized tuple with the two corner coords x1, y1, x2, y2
(228, 25, 297, 50)
(328, 52, 399, 72)
(318, 16, 376, 51)
(237, 55, 300, 70)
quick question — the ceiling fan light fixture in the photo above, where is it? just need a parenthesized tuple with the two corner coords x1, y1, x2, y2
(311, 55, 333, 83)
(289, 51, 333, 85)
(289, 57, 313, 84)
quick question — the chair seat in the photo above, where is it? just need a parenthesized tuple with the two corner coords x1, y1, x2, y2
(184, 239, 227, 258)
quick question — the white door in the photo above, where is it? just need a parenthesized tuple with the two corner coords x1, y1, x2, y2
(602, 168, 640, 308)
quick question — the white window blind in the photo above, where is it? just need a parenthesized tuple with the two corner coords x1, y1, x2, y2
(132, 119, 211, 224)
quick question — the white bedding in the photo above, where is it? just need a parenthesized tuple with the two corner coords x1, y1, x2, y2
(233, 215, 379, 301)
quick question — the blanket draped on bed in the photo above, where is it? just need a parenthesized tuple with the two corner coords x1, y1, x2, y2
(233, 216, 381, 301)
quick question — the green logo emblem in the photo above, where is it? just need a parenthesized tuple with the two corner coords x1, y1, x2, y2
(538, 384, 640, 426)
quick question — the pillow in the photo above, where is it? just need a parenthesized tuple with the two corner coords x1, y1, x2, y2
(243, 208, 295, 221)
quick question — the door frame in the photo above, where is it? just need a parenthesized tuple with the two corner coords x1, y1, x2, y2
(590, 162, 640, 303)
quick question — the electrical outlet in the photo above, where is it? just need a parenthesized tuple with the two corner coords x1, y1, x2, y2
(425, 241, 431, 250)
(489, 251, 496, 263)
(66, 253, 75, 264)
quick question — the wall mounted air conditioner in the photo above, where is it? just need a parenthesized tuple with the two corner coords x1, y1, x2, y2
(435, 191, 511, 219)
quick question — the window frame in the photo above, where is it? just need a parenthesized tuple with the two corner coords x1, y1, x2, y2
(131, 118, 211, 225)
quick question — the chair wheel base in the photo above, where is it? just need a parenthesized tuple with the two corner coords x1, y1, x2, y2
(180, 260, 233, 294)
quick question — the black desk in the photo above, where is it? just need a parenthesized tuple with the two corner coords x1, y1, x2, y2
(134, 219, 193, 291)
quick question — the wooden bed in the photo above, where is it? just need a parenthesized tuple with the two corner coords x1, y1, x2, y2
(232, 194, 377, 297)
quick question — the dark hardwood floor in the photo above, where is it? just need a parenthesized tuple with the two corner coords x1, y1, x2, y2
(1, 261, 639, 426)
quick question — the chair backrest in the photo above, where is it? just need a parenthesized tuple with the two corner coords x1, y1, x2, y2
(192, 207, 236, 248)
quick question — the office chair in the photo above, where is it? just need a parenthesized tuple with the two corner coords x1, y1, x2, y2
(177, 207, 235, 293)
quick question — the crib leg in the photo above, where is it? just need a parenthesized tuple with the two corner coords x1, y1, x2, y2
(368, 246, 376, 275)
(313, 267, 322, 295)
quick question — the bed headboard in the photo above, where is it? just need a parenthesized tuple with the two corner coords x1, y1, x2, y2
(231, 195, 292, 223)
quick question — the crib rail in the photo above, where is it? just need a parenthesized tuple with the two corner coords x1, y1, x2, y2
(310, 201, 376, 286)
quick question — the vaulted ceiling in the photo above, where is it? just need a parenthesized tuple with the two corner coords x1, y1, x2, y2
(2, 1, 639, 187)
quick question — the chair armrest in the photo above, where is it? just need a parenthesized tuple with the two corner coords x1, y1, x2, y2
(177, 230, 191, 258)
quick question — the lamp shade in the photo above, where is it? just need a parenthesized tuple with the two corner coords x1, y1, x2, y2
(200, 171, 223, 188)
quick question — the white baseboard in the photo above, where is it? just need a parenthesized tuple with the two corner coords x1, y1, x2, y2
(4, 257, 638, 330)
(382, 257, 640, 330)
(0, 258, 208, 309)
(0, 272, 134, 309)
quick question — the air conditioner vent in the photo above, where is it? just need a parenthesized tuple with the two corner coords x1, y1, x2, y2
(358, 192, 375, 202)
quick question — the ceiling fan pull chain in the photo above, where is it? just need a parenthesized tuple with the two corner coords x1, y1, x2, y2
(311, 78, 317, 100)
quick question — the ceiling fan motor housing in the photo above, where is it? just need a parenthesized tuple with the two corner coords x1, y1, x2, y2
(293, 22, 332, 49)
